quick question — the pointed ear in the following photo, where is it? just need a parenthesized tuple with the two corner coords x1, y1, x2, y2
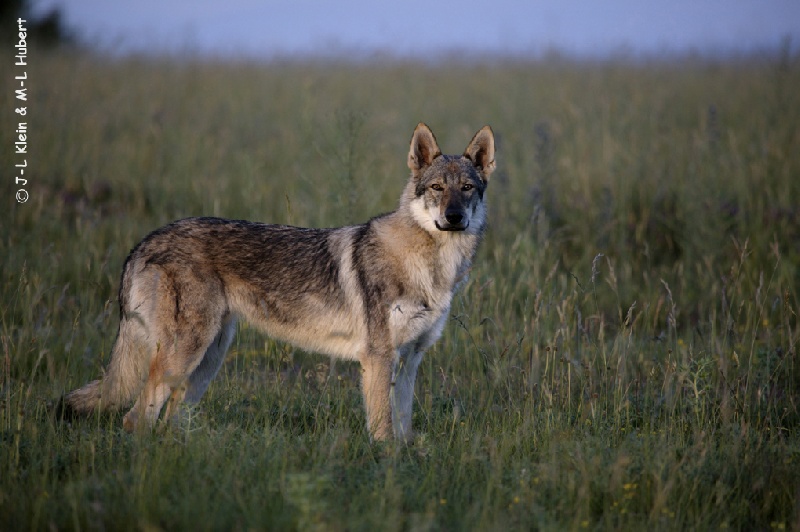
(408, 123, 442, 177)
(464, 125, 496, 181)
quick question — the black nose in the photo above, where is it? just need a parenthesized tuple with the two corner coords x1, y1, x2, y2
(445, 210, 464, 225)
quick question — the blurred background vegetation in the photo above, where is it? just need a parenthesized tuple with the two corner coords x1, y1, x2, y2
(0, 0, 73, 48)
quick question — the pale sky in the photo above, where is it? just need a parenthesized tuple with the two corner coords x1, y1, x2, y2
(32, 0, 800, 58)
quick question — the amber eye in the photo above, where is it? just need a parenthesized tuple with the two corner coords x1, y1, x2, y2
(462, 184, 474, 191)
(431, 183, 444, 191)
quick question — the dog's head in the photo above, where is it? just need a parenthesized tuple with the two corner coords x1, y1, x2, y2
(406, 123, 495, 234)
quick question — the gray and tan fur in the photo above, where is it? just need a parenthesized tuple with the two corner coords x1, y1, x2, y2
(63, 123, 495, 441)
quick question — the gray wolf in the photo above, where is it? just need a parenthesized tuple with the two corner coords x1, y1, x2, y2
(62, 123, 495, 441)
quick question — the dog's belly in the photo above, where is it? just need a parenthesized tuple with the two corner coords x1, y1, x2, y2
(231, 292, 366, 360)
(265, 317, 365, 360)
(258, 310, 365, 360)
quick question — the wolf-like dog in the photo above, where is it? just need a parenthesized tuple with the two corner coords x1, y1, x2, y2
(62, 123, 495, 441)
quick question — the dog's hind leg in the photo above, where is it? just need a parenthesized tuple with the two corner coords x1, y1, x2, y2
(183, 314, 237, 403)
(123, 325, 224, 432)
(163, 314, 237, 424)
(122, 375, 171, 433)
(122, 270, 226, 432)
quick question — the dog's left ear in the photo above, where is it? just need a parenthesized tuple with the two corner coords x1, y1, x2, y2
(464, 126, 496, 182)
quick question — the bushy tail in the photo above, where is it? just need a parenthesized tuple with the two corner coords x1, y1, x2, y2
(62, 317, 149, 416)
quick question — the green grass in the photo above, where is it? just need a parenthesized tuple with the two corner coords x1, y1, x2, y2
(2, 50, 799, 530)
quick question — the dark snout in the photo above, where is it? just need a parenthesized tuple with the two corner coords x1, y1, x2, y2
(435, 206, 469, 231)
(445, 209, 464, 226)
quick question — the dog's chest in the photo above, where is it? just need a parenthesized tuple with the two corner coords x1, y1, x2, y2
(388, 296, 448, 348)
(387, 254, 465, 346)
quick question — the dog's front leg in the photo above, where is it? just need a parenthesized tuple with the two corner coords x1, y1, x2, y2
(360, 343, 395, 441)
(391, 347, 423, 442)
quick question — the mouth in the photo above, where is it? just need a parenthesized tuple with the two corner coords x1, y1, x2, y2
(434, 221, 469, 232)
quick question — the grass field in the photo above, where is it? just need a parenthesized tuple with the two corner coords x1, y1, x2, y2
(2, 49, 799, 530)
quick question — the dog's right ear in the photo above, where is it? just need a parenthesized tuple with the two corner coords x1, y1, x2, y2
(408, 123, 442, 178)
